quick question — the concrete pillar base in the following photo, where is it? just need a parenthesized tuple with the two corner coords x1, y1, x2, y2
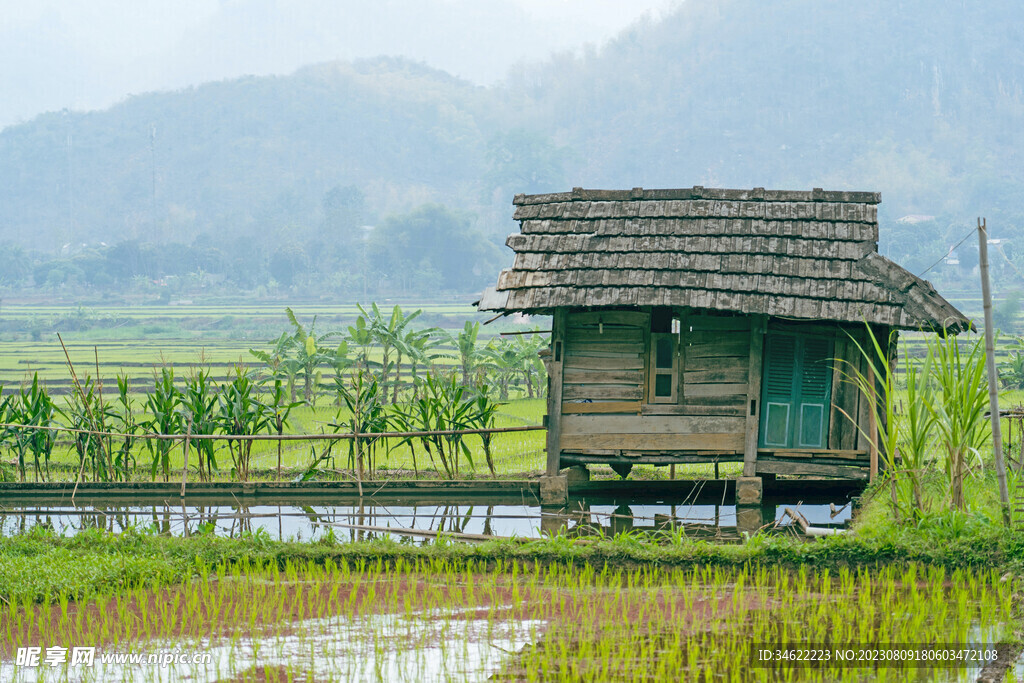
(564, 465, 590, 486)
(539, 475, 568, 504)
(736, 476, 763, 505)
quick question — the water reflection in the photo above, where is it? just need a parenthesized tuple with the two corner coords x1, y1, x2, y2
(0, 497, 853, 542)
(542, 501, 851, 540)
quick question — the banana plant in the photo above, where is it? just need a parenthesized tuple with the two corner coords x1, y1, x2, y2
(356, 303, 429, 403)
(513, 331, 549, 399)
(347, 314, 377, 374)
(285, 307, 341, 405)
(481, 338, 521, 400)
(445, 321, 484, 388)
(249, 331, 302, 402)
(997, 337, 1024, 389)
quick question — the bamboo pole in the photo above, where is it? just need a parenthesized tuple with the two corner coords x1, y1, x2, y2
(180, 415, 191, 498)
(57, 333, 109, 502)
(978, 217, 1012, 526)
(0, 422, 545, 441)
(867, 364, 878, 483)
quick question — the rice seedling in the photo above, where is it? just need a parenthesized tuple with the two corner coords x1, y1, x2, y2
(0, 555, 1017, 682)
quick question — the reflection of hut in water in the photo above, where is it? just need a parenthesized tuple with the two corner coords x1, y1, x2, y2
(478, 187, 970, 503)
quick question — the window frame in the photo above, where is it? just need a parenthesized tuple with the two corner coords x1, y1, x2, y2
(647, 331, 679, 404)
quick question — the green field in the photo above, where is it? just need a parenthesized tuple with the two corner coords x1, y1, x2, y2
(0, 301, 546, 392)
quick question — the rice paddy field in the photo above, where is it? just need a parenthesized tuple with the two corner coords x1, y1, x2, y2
(0, 547, 1020, 682)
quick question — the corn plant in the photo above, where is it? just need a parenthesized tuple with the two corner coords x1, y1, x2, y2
(143, 367, 183, 482)
(467, 389, 501, 478)
(263, 377, 300, 480)
(11, 374, 59, 482)
(181, 368, 221, 481)
(218, 365, 270, 481)
(111, 374, 138, 481)
(388, 405, 421, 475)
(0, 387, 13, 480)
(335, 369, 388, 478)
(66, 375, 110, 482)
(409, 372, 475, 478)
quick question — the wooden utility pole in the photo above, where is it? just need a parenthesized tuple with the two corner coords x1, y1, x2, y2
(978, 217, 1012, 526)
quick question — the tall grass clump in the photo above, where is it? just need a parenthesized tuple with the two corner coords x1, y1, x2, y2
(924, 332, 990, 513)
(845, 325, 993, 521)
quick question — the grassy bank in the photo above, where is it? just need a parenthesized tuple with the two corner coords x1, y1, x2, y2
(3, 515, 1023, 606)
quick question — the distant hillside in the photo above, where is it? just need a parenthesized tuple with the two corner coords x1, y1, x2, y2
(1, 0, 1023, 294)
(0, 58, 501, 251)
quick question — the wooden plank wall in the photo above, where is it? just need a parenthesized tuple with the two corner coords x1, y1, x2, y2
(559, 309, 746, 454)
(678, 315, 751, 418)
(561, 310, 646, 416)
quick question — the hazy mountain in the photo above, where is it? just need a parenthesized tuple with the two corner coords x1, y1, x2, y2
(0, 0, 668, 131)
(1, 0, 1022, 286)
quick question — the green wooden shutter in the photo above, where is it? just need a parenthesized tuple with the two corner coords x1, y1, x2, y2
(759, 333, 833, 449)
(796, 337, 833, 448)
(760, 334, 796, 447)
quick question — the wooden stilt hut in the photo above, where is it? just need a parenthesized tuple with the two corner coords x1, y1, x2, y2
(477, 187, 971, 498)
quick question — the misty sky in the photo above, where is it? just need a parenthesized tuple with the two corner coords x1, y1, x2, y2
(0, 0, 677, 131)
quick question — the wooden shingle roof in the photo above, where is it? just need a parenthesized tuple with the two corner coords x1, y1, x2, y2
(478, 187, 971, 331)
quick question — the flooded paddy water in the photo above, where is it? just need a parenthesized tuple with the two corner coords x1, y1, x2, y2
(0, 493, 853, 542)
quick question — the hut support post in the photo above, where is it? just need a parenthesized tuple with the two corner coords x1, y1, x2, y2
(743, 315, 766, 478)
(544, 309, 567, 478)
